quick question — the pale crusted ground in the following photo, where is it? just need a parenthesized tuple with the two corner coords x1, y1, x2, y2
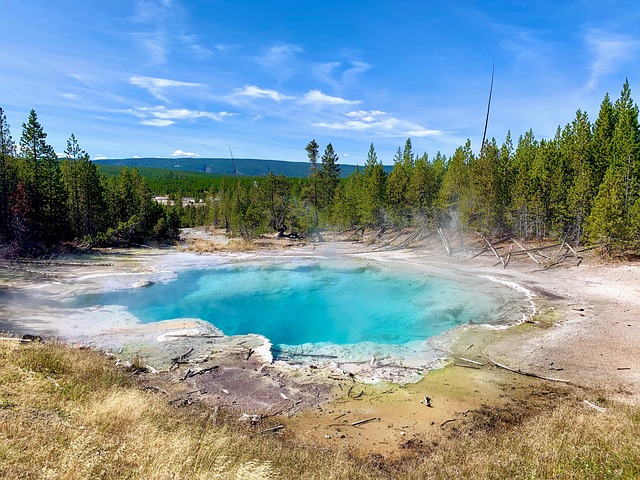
(1, 229, 639, 455)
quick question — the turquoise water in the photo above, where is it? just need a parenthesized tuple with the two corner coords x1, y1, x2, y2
(71, 262, 511, 351)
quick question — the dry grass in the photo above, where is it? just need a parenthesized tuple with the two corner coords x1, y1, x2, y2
(1, 341, 640, 479)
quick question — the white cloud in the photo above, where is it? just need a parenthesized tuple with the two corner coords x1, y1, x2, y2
(302, 90, 361, 105)
(314, 60, 371, 90)
(141, 118, 174, 127)
(346, 110, 387, 122)
(315, 111, 442, 137)
(231, 85, 294, 102)
(60, 92, 80, 100)
(94, 155, 109, 160)
(171, 149, 199, 157)
(126, 106, 233, 126)
(129, 76, 203, 101)
(585, 30, 639, 90)
(259, 44, 303, 64)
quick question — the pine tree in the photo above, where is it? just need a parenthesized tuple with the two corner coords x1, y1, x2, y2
(509, 130, 538, 238)
(0, 108, 16, 243)
(587, 80, 640, 252)
(591, 93, 615, 187)
(437, 140, 472, 228)
(319, 143, 340, 210)
(362, 143, 386, 226)
(304, 139, 321, 227)
(386, 146, 412, 224)
(563, 110, 595, 243)
(19, 110, 67, 244)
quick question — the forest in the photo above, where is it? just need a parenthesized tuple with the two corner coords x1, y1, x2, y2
(1, 80, 639, 255)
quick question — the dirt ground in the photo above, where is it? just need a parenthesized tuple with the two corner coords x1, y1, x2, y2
(1, 228, 639, 457)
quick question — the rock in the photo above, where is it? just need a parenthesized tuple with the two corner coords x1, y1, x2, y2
(132, 280, 155, 288)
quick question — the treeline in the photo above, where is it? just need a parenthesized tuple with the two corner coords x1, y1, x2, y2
(207, 81, 640, 254)
(0, 109, 181, 255)
(2, 80, 639, 255)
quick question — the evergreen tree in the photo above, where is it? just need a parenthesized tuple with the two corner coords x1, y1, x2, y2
(19, 110, 67, 244)
(304, 139, 321, 227)
(319, 143, 340, 210)
(361, 143, 386, 226)
(386, 146, 412, 224)
(563, 110, 595, 242)
(465, 139, 502, 234)
(437, 140, 472, 228)
(591, 93, 615, 187)
(587, 80, 640, 251)
(509, 130, 538, 238)
(0, 108, 16, 243)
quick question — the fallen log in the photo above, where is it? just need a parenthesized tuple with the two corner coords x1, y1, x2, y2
(261, 424, 285, 433)
(489, 359, 571, 384)
(180, 365, 219, 381)
(351, 417, 379, 427)
(511, 238, 540, 264)
(440, 418, 459, 427)
(171, 347, 195, 364)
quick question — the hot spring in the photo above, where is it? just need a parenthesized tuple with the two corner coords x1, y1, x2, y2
(70, 257, 532, 364)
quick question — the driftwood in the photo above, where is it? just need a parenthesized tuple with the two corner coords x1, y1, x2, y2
(180, 366, 219, 381)
(453, 362, 481, 370)
(261, 424, 285, 433)
(511, 239, 540, 264)
(171, 347, 194, 364)
(459, 357, 484, 366)
(440, 418, 459, 427)
(0, 337, 29, 343)
(489, 359, 571, 384)
(478, 233, 504, 267)
(351, 417, 379, 427)
(583, 400, 606, 413)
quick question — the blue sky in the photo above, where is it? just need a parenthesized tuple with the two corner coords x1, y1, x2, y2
(2, 1, 639, 164)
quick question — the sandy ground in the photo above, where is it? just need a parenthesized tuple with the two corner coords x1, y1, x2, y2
(1, 229, 639, 456)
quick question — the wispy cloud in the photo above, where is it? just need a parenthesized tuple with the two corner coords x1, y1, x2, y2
(315, 110, 442, 137)
(302, 90, 361, 105)
(585, 30, 640, 90)
(255, 44, 303, 80)
(126, 106, 233, 127)
(171, 149, 199, 157)
(314, 60, 371, 91)
(129, 76, 203, 102)
(231, 85, 294, 102)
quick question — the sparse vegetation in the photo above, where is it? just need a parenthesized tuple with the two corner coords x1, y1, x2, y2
(2, 340, 640, 479)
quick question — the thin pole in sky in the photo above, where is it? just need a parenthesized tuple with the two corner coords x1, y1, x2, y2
(481, 62, 495, 155)
(228, 146, 237, 179)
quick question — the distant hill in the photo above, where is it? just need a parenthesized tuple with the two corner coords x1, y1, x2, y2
(95, 157, 392, 178)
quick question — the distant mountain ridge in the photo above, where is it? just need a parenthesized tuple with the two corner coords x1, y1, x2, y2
(95, 157, 392, 178)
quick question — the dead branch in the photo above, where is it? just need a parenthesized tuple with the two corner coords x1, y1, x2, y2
(171, 347, 195, 364)
(477, 232, 504, 267)
(459, 357, 484, 366)
(180, 366, 219, 381)
(261, 424, 285, 433)
(489, 359, 571, 384)
(351, 417, 379, 427)
(511, 238, 540, 264)
(440, 418, 459, 427)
